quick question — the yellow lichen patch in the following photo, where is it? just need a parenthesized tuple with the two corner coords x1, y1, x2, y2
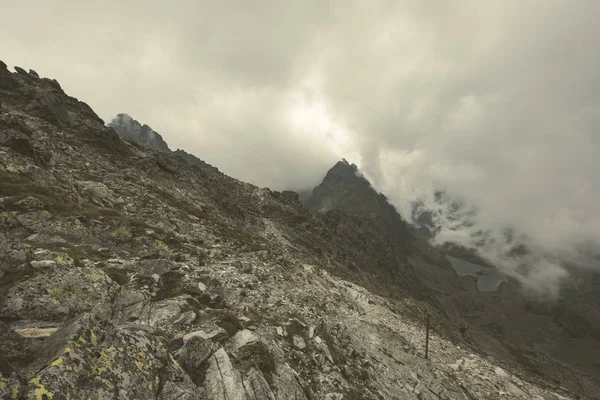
(134, 360, 144, 371)
(90, 330, 97, 345)
(28, 377, 54, 400)
(55, 254, 74, 266)
(11, 383, 20, 399)
(50, 357, 64, 367)
(73, 219, 85, 231)
(0, 372, 6, 390)
(153, 239, 172, 254)
(92, 346, 118, 376)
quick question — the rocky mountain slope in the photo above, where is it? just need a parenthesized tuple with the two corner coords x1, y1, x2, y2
(0, 59, 592, 399)
(302, 153, 600, 399)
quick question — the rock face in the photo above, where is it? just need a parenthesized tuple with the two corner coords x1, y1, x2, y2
(0, 59, 595, 399)
(173, 148, 220, 173)
(108, 113, 171, 152)
(107, 113, 220, 174)
(308, 159, 413, 245)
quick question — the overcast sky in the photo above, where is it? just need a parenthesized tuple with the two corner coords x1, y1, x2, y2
(2, 1, 600, 294)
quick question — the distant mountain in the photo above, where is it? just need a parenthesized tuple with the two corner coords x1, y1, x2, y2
(307, 159, 414, 251)
(108, 113, 170, 152)
(305, 159, 600, 397)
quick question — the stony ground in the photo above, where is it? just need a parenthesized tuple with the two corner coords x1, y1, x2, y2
(0, 60, 584, 399)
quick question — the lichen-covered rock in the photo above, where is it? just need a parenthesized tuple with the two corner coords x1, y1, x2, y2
(174, 336, 212, 384)
(0, 367, 23, 400)
(25, 314, 196, 399)
(1, 262, 116, 322)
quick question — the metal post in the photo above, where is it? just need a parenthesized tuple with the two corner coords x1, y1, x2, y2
(425, 312, 430, 359)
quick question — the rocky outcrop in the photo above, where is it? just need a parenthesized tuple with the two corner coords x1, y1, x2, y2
(107, 114, 220, 174)
(174, 148, 220, 173)
(108, 113, 171, 152)
(0, 59, 594, 399)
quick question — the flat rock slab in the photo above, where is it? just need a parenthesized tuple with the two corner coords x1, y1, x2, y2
(14, 327, 58, 338)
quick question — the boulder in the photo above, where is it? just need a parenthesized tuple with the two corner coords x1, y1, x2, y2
(204, 348, 247, 400)
(243, 368, 276, 400)
(293, 335, 306, 350)
(272, 364, 308, 400)
(23, 314, 196, 399)
(174, 336, 213, 384)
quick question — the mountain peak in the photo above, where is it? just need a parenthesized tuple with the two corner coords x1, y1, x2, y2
(322, 158, 365, 182)
(108, 113, 170, 152)
(307, 159, 412, 246)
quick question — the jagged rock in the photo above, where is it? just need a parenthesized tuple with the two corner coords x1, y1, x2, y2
(13, 195, 46, 210)
(23, 313, 196, 399)
(138, 258, 175, 277)
(184, 328, 229, 344)
(292, 335, 306, 350)
(148, 298, 184, 326)
(76, 180, 124, 207)
(205, 348, 247, 400)
(33, 90, 72, 126)
(229, 329, 260, 355)
(0, 59, 7, 70)
(29, 69, 39, 78)
(108, 113, 171, 152)
(505, 382, 527, 397)
(243, 368, 276, 399)
(2, 263, 116, 322)
(14, 66, 29, 76)
(284, 318, 306, 336)
(174, 336, 213, 384)
(173, 148, 220, 173)
(272, 364, 308, 400)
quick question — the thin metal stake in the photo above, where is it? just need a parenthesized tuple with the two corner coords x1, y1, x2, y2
(425, 312, 430, 359)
